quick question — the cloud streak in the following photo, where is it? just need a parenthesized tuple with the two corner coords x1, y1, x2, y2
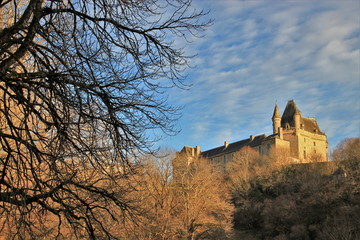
(162, 0, 360, 152)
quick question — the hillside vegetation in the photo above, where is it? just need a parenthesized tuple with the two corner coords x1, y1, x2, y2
(231, 138, 360, 240)
(0, 138, 358, 239)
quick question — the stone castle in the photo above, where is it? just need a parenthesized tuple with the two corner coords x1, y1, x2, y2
(180, 100, 328, 164)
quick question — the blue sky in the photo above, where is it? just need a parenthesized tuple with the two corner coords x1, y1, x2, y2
(158, 0, 360, 153)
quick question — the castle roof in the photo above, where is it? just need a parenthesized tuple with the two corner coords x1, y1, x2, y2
(281, 100, 324, 135)
(201, 134, 267, 158)
(281, 100, 300, 127)
(272, 104, 281, 119)
(301, 117, 324, 134)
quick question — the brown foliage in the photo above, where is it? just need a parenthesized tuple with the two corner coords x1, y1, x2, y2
(332, 137, 360, 162)
(231, 144, 360, 239)
(134, 152, 234, 240)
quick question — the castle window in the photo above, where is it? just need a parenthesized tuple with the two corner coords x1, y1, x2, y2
(304, 138, 306, 142)
(267, 144, 270, 151)
(303, 150, 306, 159)
(313, 142, 316, 146)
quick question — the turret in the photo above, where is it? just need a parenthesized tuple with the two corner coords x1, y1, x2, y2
(272, 104, 281, 134)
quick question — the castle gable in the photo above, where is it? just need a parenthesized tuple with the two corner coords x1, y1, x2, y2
(181, 146, 195, 155)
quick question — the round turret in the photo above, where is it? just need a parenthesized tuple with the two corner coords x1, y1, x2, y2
(272, 104, 281, 134)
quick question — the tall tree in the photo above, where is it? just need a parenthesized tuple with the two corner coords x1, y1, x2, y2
(113, 152, 234, 240)
(0, 0, 209, 238)
(172, 153, 234, 240)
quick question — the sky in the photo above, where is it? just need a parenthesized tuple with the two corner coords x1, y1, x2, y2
(158, 0, 360, 154)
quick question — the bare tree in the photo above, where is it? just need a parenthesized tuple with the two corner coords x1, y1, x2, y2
(225, 147, 261, 192)
(172, 153, 234, 240)
(134, 152, 180, 240)
(266, 146, 292, 166)
(0, 0, 209, 238)
(134, 152, 234, 240)
(332, 137, 360, 162)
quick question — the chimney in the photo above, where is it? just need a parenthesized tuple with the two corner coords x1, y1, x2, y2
(278, 127, 283, 139)
(224, 141, 229, 148)
(195, 146, 201, 155)
(250, 135, 255, 141)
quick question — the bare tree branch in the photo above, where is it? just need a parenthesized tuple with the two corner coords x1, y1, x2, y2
(0, 0, 210, 238)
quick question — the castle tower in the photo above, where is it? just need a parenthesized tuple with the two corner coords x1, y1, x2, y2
(272, 104, 281, 134)
(281, 100, 301, 130)
(294, 103, 301, 131)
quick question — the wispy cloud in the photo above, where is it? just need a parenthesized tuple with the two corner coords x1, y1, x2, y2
(163, 0, 360, 151)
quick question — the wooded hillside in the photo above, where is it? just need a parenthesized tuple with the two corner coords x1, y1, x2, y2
(231, 138, 360, 240)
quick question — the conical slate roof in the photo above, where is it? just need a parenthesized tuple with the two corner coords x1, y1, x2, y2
(272, 104, 281, 119)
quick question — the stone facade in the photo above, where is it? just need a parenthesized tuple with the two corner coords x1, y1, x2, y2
(180, 100, 328, 164)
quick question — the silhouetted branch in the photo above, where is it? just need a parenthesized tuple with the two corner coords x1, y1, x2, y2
(0, 0, 210, 238)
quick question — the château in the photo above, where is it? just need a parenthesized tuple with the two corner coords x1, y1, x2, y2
(180, 100, 328, 164)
